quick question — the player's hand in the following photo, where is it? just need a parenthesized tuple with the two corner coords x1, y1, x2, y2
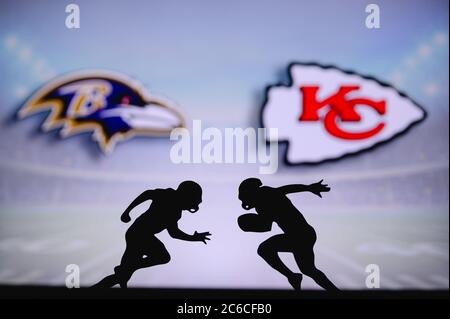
(309, 179, 330, 198)
(193, 231, 211, 244)
(121, 211, 131, 223)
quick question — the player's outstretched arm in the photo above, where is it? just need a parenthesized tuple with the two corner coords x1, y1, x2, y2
(238, 214, 272, 232)
(168, 223, 211, 244)
(278, 184, 310, 194)
(278, 180, 330, 198)
(120, 190, 154, 223)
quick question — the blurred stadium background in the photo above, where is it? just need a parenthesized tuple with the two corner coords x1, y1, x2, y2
(0, 0, 448, 290)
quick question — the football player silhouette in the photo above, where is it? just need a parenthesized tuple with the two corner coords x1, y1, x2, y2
(237, 178, 339, 291)
(93, 181, 211, 288)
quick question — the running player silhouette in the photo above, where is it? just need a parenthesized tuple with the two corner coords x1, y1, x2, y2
(93, 181, 211, 288)
(237, 178, 339, 291)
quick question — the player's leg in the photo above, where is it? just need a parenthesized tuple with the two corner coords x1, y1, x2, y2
(137, 236, 171, 269)
(114, 236, 170, 287)
(114, 245, 141, 288)
(91, 273, 119, 288)
(257, 234, 303, 290)
(294, 246, 339, 292)
(92, 246, 140, 288)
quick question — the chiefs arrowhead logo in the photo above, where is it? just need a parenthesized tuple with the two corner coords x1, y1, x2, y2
(261, 62, 427, 165)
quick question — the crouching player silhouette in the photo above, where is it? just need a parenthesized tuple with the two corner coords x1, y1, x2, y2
(93, 181, 211, 288)
(237, 178, 339, 292)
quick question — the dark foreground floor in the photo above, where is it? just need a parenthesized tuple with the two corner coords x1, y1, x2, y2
(0, 285, 448, 299)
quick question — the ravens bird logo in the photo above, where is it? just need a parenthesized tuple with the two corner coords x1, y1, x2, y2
(18, 70, 186, 153)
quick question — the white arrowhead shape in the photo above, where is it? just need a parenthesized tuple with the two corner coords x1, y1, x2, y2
(262, 63, 426, 164)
